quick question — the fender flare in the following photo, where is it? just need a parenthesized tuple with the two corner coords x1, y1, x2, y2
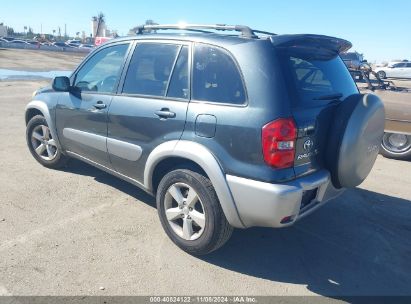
(144, 140, 246, 228)
(25, 100, 62, 150)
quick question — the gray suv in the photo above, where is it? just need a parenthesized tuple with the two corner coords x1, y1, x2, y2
(25, 24, 385, 255)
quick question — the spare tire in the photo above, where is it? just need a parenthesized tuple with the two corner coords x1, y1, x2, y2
(326, 94, 385, 188)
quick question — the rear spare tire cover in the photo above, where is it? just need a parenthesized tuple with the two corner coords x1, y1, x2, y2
(326, 94, 385, 188)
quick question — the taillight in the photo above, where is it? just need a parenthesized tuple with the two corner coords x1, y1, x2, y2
(262, 118, 297, 169)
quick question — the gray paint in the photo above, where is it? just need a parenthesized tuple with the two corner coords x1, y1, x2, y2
(107, 94, 189, 182)
(56, 92, 113, 167)
(195, 114, 217, 138)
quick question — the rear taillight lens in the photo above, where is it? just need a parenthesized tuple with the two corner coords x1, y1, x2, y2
(262, 118, 297, 169)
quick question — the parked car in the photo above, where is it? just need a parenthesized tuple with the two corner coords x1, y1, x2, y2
(66, 43, 80, 48)
(371, 91, 411, 159)
(52, 42, 72, 48)
(0, 36, 16, 42)
(353, 64, 411, 160)
(340, 52, 365, 69)
(78, 43, 94, 49)
(9, 39, 30, 44)
(340, 51, 368, 79)
(25, 23, 385, 255)
(66, 39, 82, 45)
(375, 62, 411, 79)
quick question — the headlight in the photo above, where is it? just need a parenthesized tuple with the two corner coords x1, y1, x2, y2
(32, 90, 38, 98)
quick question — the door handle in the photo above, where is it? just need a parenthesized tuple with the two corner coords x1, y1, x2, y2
(93, 101, 106, 109)
(155, 108, 176, 119)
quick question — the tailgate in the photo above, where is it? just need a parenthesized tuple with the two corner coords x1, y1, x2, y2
(273, 35, 359, 177)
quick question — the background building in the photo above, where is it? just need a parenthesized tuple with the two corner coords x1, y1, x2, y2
(0, 24, 7, 37)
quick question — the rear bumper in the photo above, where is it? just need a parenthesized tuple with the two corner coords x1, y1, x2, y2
(226, 170, 343, 228)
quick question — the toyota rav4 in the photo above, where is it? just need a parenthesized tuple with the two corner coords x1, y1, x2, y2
(25, 24, 385, 255)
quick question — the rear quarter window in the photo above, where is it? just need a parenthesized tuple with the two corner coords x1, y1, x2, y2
(193, 43, 246, 105)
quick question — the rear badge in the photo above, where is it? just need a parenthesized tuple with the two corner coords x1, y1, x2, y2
(297, 138, 317, 160)
(303, 139, 314, 151)
(297, 150, 319, 160)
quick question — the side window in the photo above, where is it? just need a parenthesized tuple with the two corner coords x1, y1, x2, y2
(167, 46, 189, 99)
(74, 43, 129, 93)
(122, 43, 180, 97)
(392, 63, 405, 68)
(407, 63, 411, 68)
(193, 44, 246, 104)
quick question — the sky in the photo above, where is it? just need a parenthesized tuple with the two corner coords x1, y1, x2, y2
(1, 0, 410, 62)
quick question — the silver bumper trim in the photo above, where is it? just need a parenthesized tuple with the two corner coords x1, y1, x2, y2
(226, 170, 344, 228)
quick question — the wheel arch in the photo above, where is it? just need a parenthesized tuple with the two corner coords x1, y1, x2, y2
(144, 140, 245, 228)
(25, 100, 62, 150)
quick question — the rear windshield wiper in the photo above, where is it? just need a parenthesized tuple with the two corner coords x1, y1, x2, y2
(313, 93, 343, 100)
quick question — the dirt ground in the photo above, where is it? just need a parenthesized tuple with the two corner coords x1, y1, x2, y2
(0, 49, 410, 298)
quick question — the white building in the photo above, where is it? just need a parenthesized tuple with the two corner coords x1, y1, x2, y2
(0, 24, 7, 37)
(91, 19, 108, 37)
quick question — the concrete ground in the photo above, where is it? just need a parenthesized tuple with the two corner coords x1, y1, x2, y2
(0, 49, 410, 298)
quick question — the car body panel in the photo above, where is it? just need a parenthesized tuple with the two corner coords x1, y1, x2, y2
(56, 92, 114, 167)
(375, 63, 411, 78)
(360, 89, 411, 135)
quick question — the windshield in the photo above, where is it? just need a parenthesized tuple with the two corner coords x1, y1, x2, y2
(340, 53, 358, 60)
(278, 47, 358, 107)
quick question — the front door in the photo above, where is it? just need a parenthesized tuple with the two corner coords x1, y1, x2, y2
(56, 43, 131, 167)
(107, 42, 190, 183)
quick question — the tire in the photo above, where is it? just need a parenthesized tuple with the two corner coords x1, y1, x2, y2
(325, 94, 385, 188)
(377, 71, 386, 79)
(380, 132, 411, 160)
(26, 115, 69, 169)
(156, 169, 233, 255)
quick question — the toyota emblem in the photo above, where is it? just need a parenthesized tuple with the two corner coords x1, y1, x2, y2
(304, 139, 314, 151)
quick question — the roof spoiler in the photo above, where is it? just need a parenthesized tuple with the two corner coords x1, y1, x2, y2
(270, 34, 352, 53)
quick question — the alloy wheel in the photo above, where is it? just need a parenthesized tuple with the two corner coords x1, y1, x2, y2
(382, 133, 411, 154)
(31, 125, 58, 161)
(164, 182, 206, 241)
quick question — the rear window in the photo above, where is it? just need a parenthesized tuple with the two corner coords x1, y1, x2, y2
(279, 47, 358, 107)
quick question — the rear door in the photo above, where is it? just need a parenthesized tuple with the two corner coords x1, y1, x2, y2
(56, 42, 131, 167)
(277, 45, 359, 177)
(107, 42, 190, 183)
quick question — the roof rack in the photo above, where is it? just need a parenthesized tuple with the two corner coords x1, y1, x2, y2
(135, 24, 276, 39)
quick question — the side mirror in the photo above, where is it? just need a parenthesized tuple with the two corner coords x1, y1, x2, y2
(52, 76, 71, 92)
